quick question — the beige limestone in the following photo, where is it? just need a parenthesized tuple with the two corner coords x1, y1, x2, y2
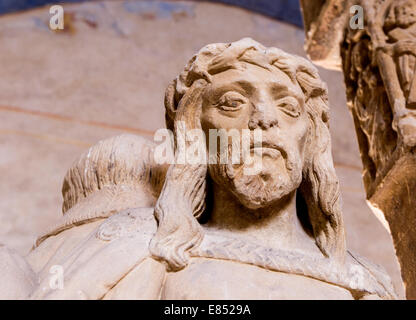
(0, 38, 397, 299)
(1, 5, 403, 298)
(0, 245, 37, 299)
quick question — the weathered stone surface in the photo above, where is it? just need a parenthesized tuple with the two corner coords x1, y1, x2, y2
(0, 0, 313, 254)
(0, 38, 397, 299)
(300, 0, 416, 299)
(369, 154, 416, 298)
(0, 0, 404, 298)
(0, 244, 37, 299)
(300, 0, 350, 70)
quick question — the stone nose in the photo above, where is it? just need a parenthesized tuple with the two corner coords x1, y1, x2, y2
(248, 101, 279, 130)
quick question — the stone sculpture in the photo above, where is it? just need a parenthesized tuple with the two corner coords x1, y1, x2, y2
(300, 0, 416, 298)
(0, 38, 397, 299)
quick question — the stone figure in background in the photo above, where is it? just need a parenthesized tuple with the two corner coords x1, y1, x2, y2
(382, 0, 416, 142)
(300, 0, 416, 299)
(0, 38, 396, 299)
(355, 0, 416, 151)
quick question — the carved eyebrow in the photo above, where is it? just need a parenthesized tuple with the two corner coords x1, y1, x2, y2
(232, 80, 256, 94)
(269, 83, 303, 101)
(211, 79, 255, 96)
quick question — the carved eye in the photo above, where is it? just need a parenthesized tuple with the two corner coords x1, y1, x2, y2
(217, 92, 247, 111)
(276, 97, 301, 117)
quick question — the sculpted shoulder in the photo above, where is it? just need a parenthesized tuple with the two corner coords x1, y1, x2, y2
(0, 245, 37, 299)
(23, 133, 169, 299)
(7, 38, 400, 300)
(28, 207, 163, 299)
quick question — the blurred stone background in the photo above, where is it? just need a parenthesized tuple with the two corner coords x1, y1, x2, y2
(0, 0, 405, 297)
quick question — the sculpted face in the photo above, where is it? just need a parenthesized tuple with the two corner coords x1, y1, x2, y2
(200, 62, 310, 209)
(395, 2, 416, 27)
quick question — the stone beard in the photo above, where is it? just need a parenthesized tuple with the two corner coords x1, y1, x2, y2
(0, 38, 397, 300)
(203, 63, 306, 209)
(151, 38, 346, 274)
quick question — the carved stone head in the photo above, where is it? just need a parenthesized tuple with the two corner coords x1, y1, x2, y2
(199, 46, 308, 210)
(385, 0, 416, 29)
(150, 38, 346, 271)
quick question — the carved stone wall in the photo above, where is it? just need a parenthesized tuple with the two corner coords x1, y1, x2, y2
(300, 0, 416, 299)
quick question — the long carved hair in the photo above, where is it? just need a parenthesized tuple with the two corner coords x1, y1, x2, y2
(149, 38, 346, 270)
